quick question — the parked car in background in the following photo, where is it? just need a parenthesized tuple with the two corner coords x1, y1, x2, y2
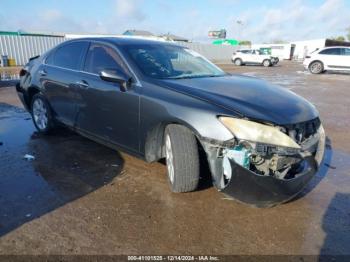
(232, 49, 279, 67)
(16, 38, 325, 207)
(304, 46, 350, 74)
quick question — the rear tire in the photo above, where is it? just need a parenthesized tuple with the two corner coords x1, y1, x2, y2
(31, 93, 55, 134)
(263, 59, 271, 67)
(234, 58, 243, 66)
(309, 61, 324, 74)
(164, 125, 200, 192)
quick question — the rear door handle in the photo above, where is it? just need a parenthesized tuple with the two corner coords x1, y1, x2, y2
(76, 80, 89, 89)
(38, 69, 47, 76)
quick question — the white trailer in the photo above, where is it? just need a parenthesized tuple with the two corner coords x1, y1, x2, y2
(251, 43, 293, 60)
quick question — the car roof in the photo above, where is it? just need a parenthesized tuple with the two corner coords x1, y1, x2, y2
(320, 46, 350, 50)
(66, 36, 178, 47)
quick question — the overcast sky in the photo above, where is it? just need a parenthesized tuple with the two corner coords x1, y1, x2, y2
(0, 0, 349, 43)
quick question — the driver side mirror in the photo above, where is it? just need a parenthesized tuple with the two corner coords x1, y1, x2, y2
(99, 70, 131, 92)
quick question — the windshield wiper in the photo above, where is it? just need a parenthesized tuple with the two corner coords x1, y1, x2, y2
(208, 74, 227, 78)
(167, 74, 225, 79)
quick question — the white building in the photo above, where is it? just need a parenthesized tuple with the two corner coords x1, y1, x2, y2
(291, 39, 326, 60)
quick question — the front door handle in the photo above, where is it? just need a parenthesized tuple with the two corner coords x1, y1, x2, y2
(38, 69, 47, 76)
(76, 80, 89, 89)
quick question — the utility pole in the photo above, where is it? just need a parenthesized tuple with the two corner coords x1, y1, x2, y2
(236, 20, 244, 43)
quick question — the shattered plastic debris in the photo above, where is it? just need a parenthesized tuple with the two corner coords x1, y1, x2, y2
(24, 154, 35, 161)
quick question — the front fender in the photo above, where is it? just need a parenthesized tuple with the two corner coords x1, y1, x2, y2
(140, 81, 235, 161)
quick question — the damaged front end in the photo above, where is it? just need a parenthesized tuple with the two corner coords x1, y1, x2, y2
(202, 117, 326, 208)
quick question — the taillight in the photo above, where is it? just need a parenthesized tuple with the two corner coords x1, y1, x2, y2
(19, 69, 27, 77)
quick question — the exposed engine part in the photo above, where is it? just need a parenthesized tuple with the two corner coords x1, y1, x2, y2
(222, 140, 309, 180)
(249, 153, 301, 178)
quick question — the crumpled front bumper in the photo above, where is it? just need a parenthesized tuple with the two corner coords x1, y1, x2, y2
(207, 126, 326, 208)
(220, 156, 318, 207)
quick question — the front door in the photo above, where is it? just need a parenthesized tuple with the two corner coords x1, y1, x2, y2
(75, 42, 140, 152)
(319, 48, 341, 69)
(251, 50, 262, 63)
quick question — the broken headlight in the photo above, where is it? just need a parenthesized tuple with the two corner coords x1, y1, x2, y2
(219, 117, 300, 149)
(219, 117, 307, 181)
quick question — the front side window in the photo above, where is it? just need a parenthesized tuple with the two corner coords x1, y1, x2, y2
(48, 41, 88, 70)
(84, 43, 126, 75)
(123, 44, 226, 79)
(319, 48, 341, 55)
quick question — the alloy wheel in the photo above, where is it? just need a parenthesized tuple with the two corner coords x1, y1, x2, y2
(310, 62, 322, 74)
(32, 98, 48, 130)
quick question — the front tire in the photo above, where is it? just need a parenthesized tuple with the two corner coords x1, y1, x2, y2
(31, 93, 55, 134)
(164, 125, 200, 193)
(263, 59, 271, 67)
(309, 61, 324, 74)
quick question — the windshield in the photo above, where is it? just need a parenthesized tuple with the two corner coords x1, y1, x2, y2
(123, 44, 226, 79)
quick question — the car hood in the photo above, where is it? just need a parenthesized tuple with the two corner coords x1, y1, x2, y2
(159, 75, 319, 125)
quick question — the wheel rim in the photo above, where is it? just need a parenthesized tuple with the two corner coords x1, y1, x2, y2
(33, 98, 48, 130)
(165, 134, 175, 184)
(264, 60, 269, 66)
(235, 60, 241, 66)
(311, 63, 321, 73)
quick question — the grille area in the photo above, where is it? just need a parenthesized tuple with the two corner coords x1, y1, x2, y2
(284, 118, 321, 144)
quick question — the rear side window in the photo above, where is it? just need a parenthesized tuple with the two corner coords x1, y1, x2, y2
(341, 48, 350, 56)
(319, 48, 341, 55)
(47, 41, 88, 70)
(83, 43, 127, 75)
(45, 51, 54, 65)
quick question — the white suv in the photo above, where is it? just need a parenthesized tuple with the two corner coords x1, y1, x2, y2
(231, 49, 278, 67)
(303, 46, 350, 74)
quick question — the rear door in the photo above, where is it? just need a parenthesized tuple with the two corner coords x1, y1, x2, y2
(76, 42, 140, 152)
(339, 48, 350, 70)
(42, 41, 89, 126)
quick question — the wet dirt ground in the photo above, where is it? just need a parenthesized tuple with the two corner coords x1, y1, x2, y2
(0, 61, 349, 256)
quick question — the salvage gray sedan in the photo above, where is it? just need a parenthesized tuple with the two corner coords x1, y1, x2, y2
(16, 37, 325, 207)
